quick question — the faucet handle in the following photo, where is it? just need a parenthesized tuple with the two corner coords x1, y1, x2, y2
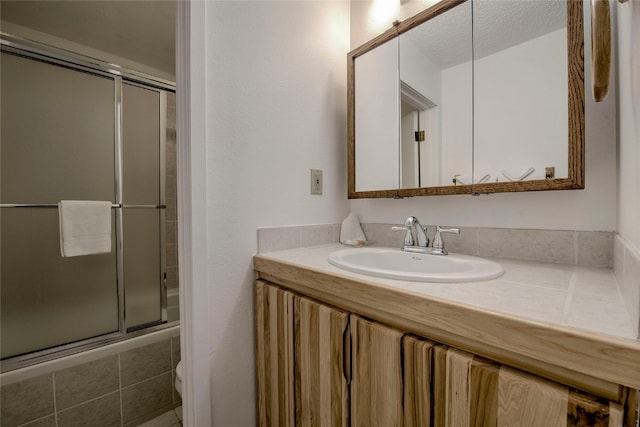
(431, 226, 460, 255)
(391, 225, 414, 246)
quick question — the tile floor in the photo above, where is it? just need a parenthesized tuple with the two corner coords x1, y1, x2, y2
(139, 406, 182, 427)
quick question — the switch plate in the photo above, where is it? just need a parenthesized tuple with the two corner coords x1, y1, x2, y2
(310, 169, 323, 195)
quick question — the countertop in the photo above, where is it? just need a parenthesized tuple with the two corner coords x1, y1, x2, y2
(253, 243, 640, 392)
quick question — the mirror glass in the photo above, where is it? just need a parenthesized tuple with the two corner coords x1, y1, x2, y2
(399, 1, 472, 188)
(472, 0, 568, 185)
(355, 38, 400, 192)
(348, 0, 584, 198)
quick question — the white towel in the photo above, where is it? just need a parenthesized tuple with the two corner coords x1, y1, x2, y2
(59, 200, 112, 257)
(340, 212, 367, 246)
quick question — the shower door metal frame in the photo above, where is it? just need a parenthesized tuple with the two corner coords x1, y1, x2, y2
(0, 35, 175, 372)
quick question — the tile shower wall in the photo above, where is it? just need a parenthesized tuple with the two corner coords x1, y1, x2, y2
(0, 335, 181, 427)
(166, 92, 179, 292)
(257, 223, 613, 268)
(614, 234, 640, 338)
(165, 92, 179, 323)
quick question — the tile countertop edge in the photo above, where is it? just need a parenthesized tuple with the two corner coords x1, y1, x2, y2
(253, 250, 640, 393)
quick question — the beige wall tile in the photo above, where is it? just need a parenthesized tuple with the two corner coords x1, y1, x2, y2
(121, 373, 173, 426)
(120, 340, 171, 387)
(171, 335, 181, 371)
(478, 228, 575, 264)
(576, 231, 612, 268)
(361, 223, 404, 247)
(0, 374, 54, 427)
(57, 391, 121, 427)
(299, 225, 338, 247)
(440, 226, 478, 255)
(257, 226, 300, 253)
(166, 266, 178, 289)
(54, 355, 119, 410)
(19, 415, 57, 427)
(166, 244, 178, 268)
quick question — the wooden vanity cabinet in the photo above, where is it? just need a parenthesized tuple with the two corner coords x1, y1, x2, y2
(255, 280, 351, 427)
(255, 280, 637, 427)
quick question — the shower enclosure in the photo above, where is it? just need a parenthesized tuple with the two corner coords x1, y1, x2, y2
(0, 38, 177, 369)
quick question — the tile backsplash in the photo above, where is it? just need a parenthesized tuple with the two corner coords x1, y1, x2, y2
(614, 234, 640, 338)
(257, 223, 613, 267)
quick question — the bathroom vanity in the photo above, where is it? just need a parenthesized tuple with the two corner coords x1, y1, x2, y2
(253, 244, 639, 427)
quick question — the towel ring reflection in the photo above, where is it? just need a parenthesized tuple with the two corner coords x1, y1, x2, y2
(590, 0, 611, 102)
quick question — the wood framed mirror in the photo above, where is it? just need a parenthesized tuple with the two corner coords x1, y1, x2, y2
(347, 0, 584, 199)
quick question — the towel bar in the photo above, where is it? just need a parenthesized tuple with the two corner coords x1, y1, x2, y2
(0, 203, 166, 209)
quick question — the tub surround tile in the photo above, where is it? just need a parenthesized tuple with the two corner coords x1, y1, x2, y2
(122, 373, 173, 426)
(57, 391, 121, 427)
(18, 415, 57, 427)
(0, 373, 54, 427)
(120, 340, 172, 387)
(1, 329, 180, 427)
(54, 355, 119, 410)
(170, 336, 181, 371)
(137, 409, 180, 427)
(166, 266, 178, 289)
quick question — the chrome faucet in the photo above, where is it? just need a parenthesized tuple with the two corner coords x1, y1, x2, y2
(392, 217, 460, 255)
(392, 216, 429, 253)
(430, 225, 460, 255)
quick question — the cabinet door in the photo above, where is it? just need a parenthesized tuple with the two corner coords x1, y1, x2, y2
(295, 296, 349, 427)
(255, 281, 295, 427)
(403, 335, 437, 427)
(350, 314, 404, 427)
(431, 346, 625, 427)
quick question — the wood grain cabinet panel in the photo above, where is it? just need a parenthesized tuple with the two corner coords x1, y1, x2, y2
(295, 296, 349, 427)
(350, 314, 404, 427)
(403, 335, 436, 427)
(255, 281, 295, 427)
(429, 345, 627, 427)
(255, 280, 636, 427)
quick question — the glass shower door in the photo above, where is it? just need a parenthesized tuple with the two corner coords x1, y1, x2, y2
(121, 82, 164, 330)
(0, 52, 119, 358)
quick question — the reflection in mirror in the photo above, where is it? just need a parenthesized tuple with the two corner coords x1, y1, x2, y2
(399, 1, 472, 188)
(473, 0, 568, 184)
(355, 39, 399, 192)
(348, 0, 584, 198)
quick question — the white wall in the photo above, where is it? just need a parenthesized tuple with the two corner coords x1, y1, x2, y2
(474, 29, 568, 180)
(616, 0, 640, 250)
(200, 2, 350, 425)
(356, 39, 400, 191)
(350, 1, 617, 231)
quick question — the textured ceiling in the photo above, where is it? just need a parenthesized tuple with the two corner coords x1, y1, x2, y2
(1, 1, 175, 76)
(402, 0, 567, 69)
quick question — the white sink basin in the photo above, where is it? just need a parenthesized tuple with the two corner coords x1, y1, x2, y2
(328, 247, 504, 283)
